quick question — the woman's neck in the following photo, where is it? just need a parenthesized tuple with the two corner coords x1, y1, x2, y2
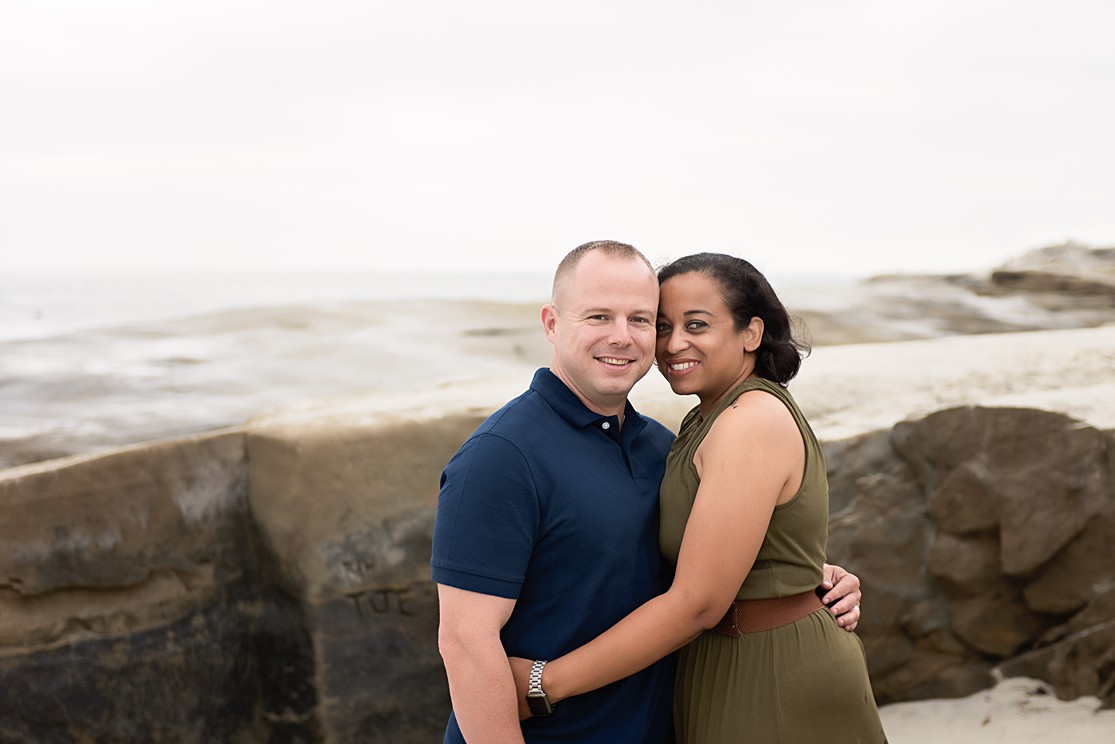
(697, 367, 757, 418)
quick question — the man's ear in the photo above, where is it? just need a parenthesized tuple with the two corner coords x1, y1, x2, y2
(743, 316, 764, 352)
(541, 304, 558, 343)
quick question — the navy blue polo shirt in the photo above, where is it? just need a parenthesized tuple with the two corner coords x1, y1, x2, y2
(432, 368, 675, 743)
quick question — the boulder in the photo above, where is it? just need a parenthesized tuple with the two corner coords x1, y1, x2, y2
(928, 533, 1001, 596)
(1023, 505, 1115, 615)
(946, 590, 1043, 658)
(826, 434, 951, 700)
(245, 410, 485, 742)
(985, 409, 1109, 576)
(971, 242, 1115, 314)
(0, 432, 278, 742)
(0, 408, 478, 743)
(925, 463, 997, 536)
(989, 270, 1115, 300)
(827, 405, 1115, 707)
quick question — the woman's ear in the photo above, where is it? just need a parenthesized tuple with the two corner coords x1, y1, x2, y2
(743, 316, 764, 352)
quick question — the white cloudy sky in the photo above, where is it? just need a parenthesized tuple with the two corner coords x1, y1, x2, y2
(2, 0, 1113, 277)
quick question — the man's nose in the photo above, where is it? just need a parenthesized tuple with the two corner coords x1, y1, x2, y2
(607, 320, 633, 346)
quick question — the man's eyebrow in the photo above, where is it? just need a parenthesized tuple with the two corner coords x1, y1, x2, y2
(582, 307, 656, 316)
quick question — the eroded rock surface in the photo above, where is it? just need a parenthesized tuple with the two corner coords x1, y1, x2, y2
(827, 406, 1115, 707)
(245, 410, 485, 742)
(0, 433, 291, 742)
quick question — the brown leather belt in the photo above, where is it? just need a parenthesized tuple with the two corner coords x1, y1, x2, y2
(712, 590, 824, 637)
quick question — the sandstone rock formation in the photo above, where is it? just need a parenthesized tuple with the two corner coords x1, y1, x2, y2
(803, 242, 1115, 343)
(988, 241, 1115, 300)
(826, 406, 1115, 707)
(0, 408, 484, 743)
(244, 409, 486, 742)
(0, 433, 274, 742)
(947, 241, 1115, 327)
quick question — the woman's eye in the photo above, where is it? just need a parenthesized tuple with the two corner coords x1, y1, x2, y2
(656, 323, 671, 334)
(686, 321, 707, 330)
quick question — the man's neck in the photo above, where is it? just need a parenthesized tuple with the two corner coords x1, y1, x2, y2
(549, 368, 629, 422)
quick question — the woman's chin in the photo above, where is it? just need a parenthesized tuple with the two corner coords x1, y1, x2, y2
(661, 372, 694, 397)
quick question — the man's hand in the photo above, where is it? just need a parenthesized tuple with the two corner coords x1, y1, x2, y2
(509, 657, 534, 720)
(820, 563, 862, 632)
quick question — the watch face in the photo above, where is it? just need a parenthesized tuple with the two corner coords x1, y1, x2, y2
(526, 693, 554, 716)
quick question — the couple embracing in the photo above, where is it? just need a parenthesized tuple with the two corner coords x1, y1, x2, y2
(432, 241, 886, 743)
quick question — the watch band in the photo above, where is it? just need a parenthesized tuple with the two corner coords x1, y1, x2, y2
(526, 659, 554, 715)
(528, 659, 548, 695)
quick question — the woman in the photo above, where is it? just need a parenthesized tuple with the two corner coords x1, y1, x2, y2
(515, 253, 885, 742)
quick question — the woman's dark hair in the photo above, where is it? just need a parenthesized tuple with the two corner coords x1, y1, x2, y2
(657, 252, 810, 385)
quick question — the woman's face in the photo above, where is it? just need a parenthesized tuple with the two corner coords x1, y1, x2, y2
(655, 271, 762, 404)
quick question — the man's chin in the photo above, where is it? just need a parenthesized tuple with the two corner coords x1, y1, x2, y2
(594, 369, 646, 396)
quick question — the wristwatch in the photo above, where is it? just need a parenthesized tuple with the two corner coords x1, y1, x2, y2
(526, 659, 555, 716)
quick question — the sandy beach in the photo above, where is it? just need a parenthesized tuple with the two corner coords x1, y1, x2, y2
(879, 676, 1115, 743)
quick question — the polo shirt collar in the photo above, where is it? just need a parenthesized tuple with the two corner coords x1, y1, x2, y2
(530, 368, 645, 438)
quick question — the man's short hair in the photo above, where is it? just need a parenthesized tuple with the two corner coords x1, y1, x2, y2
(551, 240, 654, 302)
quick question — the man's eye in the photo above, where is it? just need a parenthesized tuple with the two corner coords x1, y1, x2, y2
(589, 315, 609, 321)
(630, 317, 651, 325)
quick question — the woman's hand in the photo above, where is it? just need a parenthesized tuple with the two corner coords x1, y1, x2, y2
(820, 563, 862, 632)
(508, 657, 535, 720)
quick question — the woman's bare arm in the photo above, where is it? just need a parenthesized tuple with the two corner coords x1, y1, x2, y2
(536, 392, 800, 703)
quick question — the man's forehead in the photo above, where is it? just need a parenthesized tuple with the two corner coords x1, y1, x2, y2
(576, 300, 657, 313)
(560, 256, 656, 295)
(580, 251, 652, 274)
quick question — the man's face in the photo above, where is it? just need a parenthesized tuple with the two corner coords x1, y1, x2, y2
(542, 252, 659, 414)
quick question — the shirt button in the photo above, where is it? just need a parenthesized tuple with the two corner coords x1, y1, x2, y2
(601, 422, 611, 430)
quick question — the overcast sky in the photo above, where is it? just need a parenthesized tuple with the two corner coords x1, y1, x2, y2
(2, 0, 1113, 277)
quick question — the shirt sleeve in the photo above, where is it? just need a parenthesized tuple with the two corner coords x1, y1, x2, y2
(431, 432, 539, 600)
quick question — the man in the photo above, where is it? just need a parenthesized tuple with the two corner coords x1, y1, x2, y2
(432, 241, 859, 743)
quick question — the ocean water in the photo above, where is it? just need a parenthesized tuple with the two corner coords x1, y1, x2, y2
(0, 267, 959, 468)
(0, 268, 570, 466)
(0, 269, 554, 342)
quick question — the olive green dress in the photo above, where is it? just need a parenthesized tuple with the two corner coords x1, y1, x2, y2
(659, 377, 885, 743)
